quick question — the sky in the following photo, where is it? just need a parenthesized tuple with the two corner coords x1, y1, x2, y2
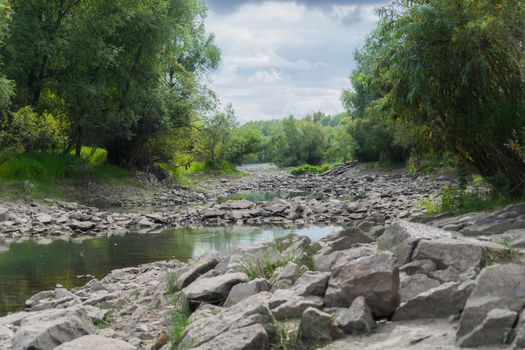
(204, 0, 385, 123)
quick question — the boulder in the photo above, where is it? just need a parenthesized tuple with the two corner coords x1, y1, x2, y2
(460, 204, 525, 236)
(399, 259, 437, 275)
(318, 227, 374, 254)
(377, 220, 451, 265)
(399, 273, 441, 302)
(457, 264, 525, 339)
(54, 335, 136, 350)
(179, 293, 275, 349)
(216, 245, 281, 274)
(69, 220, 96, 231)
(271, 294, 324, 320)
(201, 208, 225, 220)
(324, 252, 400, 318)
(288, 271, 330, 297)
(271, 262, 302, 290)
(313, 246, 376, 272)
(11, 307, 96, 350)
(393, 280, 475, 320)
(224, 278, 271, 307)
(181, 272, 249, 310)
(334, 296, 374, 335)
(176, 251, 220, 290)
(36, 213, 54, 225)
(190, 323, 269, 350)
(457, 308, 518, 347)
(219, 200, 254, 210)
(299, 307, 344, 341)
(0, 206, 9, 221)
(411, 238, 485, 272)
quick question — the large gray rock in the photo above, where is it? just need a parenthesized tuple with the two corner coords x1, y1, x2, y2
(181, 272, 248, 310)
(0, 206, 9, 221)
(393, 280, 475, 320)
(334, 296, 374, 335)
(271, 293, 324, 320)
(313, 246, 376, 272)
(299, 307, 344, 341)
(411, 238, 485, 272)
(318, 227, 374, 254)
(378, 220, 451, 265)
(216, 245, 281, 274)
(11, 307, 96, 350)
(176, 251, 220, 290)
(180, 293, 275, 349)
(54, 335, 136, 350)
(460, 204, 525, 236)
(224, 278, 270, 307)
(288, 271, 330, 297)
(399, 259, 437, 276)
(324, 252, 400, 317)
(399, 273, 441, 302)
(190, 323, 269, 350)
(219, 199, 254, 210)
(458, 308, 518, 347)
(271, 262, 302, 290)
(457, 264, 525, 339)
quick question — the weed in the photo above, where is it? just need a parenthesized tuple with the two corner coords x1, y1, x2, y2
(166, 272, 179, 294)
(271, 320, 303, 350)
(93, 310, 114, 329)
(169, 293, 191, 349)
(503, 328, 516, 345)
(290, 164, 331, 176)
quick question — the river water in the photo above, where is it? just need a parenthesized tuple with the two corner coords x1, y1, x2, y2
(0, 225, 340, 316)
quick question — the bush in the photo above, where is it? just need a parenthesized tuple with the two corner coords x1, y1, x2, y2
(0, 106, 69, 152)
(290, 163, 330, 176)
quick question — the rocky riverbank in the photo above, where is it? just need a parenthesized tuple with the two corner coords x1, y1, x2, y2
(0, 164, 453, 238)
(2, 202, 525, 349)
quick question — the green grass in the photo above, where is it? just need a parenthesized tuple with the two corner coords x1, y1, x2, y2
(425, 182, 520, 216)
(290, 163, 331, 176)
(167, 159, 244, 187)
(0, 150, 134, 199)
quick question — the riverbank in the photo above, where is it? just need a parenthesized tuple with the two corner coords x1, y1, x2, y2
(0, 164, 453, 239)
(1, 202, 525, 349)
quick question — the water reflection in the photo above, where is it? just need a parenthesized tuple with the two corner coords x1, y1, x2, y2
(0, 225, 340, 316)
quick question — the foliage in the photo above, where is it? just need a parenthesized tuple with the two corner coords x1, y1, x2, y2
(199, 104, 238, 162)
(271, 321, 303, 350)
(290, 164, 330, 176)
(238, 248, 303, 281)
(0, 106, 68, 152)
(354, 0, 525, 196)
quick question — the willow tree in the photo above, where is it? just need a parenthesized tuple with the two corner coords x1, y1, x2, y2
(354, 0, 525, 196)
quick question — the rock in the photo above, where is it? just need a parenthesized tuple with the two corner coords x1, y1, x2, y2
(399, 259, 437, 275)
(377, 220, 451, 265)
(36, 213, 54, 225)
(176, 251, 220, 290)
(190, 323, 269, 350)
(399, 274, 441, 302)
(411, 238, 485, 272)
(313, 246, 376, 272)
(288, 271, 330, 297)
(319, 227, 374, 254)
(324, 252, 400, 318)
(180, 293, 275, 349)
(457, 264, 525, 339)
(299, 307, 344, 341)
(0, 206, 9, 221)
(334, 296, 374, 334)
(271, 262, 302, 290)
(216, 245, 281, 274)
(393, 280, 475, 320)
(219, 200, 254, 210)
(271, 294, 324, 320)
(201, 208, 225, 219)
(457, 308, 518, 347)
(25, 290, 55, 309)
(54, 335, 136, 350)
(224, 278, 271, 307)
(11, 307, 96, 350)
(460, 204, 525, 236)
(512, 309, 525, 349)
(69, 220, 96, 231)
(181, 272, 249, 310)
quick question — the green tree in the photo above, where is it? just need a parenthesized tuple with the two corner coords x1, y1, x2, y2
(201, 104, 238, 161)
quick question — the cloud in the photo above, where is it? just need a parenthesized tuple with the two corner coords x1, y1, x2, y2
(205, 0, 385, 122)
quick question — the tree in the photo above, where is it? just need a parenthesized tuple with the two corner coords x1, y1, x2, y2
(200, 104, 238, 161)
(0, 0, 13, 112)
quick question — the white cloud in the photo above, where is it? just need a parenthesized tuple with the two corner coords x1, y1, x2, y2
(205, 0, 383, 122)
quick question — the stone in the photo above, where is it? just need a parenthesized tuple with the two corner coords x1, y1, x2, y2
(181, 272, 249, 310)
(36, 213, 54, 224)
(411, 238, 485, 272)
(69, 220, 96, 231)
(0, 207, 9, 221)
(176, 251, 220, 290)
(334, 296, 374, 334)
(377, 220, 451, 265)
(11, 307, 96, 350)
(201, 208, 225, 219)
(399, 259, 437, 275)
(54, 335, 136, 350)
(299, 307, 344, 341)
(219, 199, 254, 210)
(460, 204, 525, 236)
(271, 294, 324, 320)
(224, 278, 271, 307)
(25, 290, 55, 309)
(216, 245, 281, 274)
(288, 271, 330, 297)
(393, 280, 475, 320)
(399, 273, 441, 302)
(271, 262, 302, 290)
(319, 227, 374, 254)
(313, 246, 376, 272)
(324, 252, 400, 318)
(190, 323, 269, 350)
(457, 308, 518, 347)
(180, 293, 275, 349)
(457, 264, 525, 339)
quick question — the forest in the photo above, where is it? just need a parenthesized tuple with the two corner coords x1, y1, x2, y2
(0, 0, 524, 199)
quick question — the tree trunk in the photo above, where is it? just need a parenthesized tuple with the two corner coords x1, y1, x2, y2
(75, 127, 82, 158)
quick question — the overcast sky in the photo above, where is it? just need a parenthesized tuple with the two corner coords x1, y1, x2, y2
(204, 0, 385, 123)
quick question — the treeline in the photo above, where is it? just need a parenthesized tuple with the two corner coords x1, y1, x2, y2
(0, 0, 220, 168)
(342, 0, 525, 197)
